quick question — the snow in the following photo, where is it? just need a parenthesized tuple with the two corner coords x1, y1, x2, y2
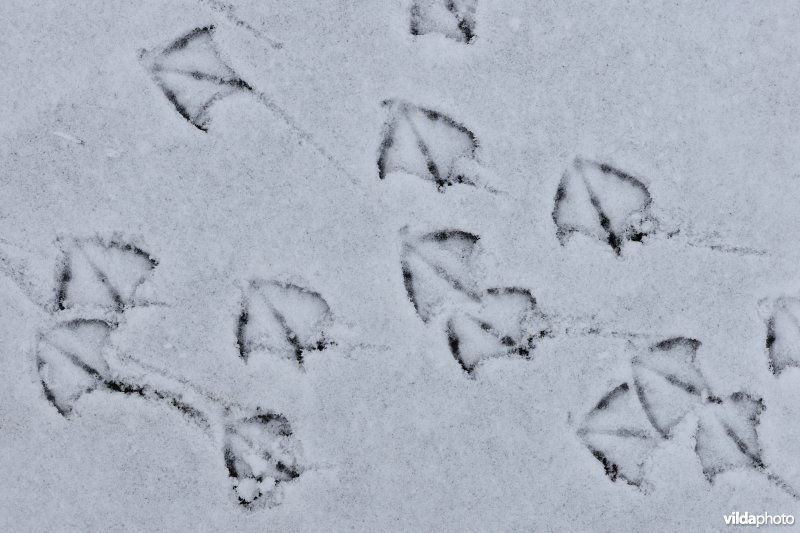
(2, 0, 800, 531)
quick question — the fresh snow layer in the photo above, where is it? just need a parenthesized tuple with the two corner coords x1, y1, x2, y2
(3, 0, 800, 531)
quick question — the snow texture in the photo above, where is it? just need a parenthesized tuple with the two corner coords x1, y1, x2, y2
(3, 0, 800, 531)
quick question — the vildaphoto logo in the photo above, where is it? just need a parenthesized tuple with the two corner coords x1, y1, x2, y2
(723, 512, 794, 527)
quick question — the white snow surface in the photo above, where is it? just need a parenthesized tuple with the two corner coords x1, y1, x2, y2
(3, 1, 800, 531)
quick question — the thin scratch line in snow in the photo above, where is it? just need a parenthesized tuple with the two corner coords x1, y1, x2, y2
(53, 131, 84, 145)
(195, 0, 283, 49)
(253, 91, 353, 182)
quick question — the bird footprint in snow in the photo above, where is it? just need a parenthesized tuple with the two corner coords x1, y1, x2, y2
(553, 158, 658, 255)
(37, 315, 304, 508)
(224, 410, 304, 507)
(577, 383, 657, 486)
(410, 0, 477, 43)
(56, 237, 158, 312)
(139, 26, 347, 172)
(37, 318, 117, 417)
(401, 228, 482, 322)
(446, 287, 550, 374)
(401, 229, 550, 375)
(553, 158, 766, 257)
(139, 26, 252, 131)
(578, 337, 799, 498)
(236, 279, 333, 367)
(764, 297, 800, 375)
(378, 100, 494, 192)
(36, 237, 305, 508)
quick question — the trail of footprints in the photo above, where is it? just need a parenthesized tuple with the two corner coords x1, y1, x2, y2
(20, 0, 800, 511)
(37, 237, 308, 508)
(401, 229, 550, 374)
(32, 230, 800, 505)
(579, 338, 798, 498)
